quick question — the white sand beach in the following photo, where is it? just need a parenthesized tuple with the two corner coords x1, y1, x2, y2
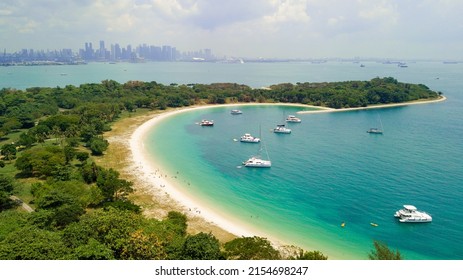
(129, 106, 262, 238)
(298, 95, 447, 114)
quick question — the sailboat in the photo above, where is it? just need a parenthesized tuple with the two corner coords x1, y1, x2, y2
(242, 126, 271, 168)
(367, 114, 384, 134)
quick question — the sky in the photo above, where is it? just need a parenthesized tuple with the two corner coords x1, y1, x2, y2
(1, 0, 462, 59)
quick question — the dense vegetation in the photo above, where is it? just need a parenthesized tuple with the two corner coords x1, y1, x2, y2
(0, 77, 434, 259)
(368, 240, 403, 260)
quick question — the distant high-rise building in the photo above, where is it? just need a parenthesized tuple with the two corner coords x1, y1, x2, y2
(153, 46, 162, 60)
(172, 47, 177, 61)
(110, 44, 116, 61)
(99, 40, 105, 59)
(114, 43, 121, 60)
(204, 49, 213, 60)
(84, 42, 94, 60)
(162, 45, 172, 61)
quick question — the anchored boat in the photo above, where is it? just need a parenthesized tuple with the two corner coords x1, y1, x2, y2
(394, 205, 432, 223)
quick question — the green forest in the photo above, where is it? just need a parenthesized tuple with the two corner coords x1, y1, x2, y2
(0, 77, 438, 259)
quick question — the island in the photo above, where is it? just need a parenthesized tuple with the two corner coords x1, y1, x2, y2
(0, 77, 443, 260)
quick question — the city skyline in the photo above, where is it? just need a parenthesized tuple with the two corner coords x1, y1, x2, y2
(1, 1, 462, 60)
(1, 40, 216, 64)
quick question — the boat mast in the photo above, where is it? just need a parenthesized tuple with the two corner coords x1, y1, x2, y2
(378, 114, 384, 132)
(258, 124, 263, 156)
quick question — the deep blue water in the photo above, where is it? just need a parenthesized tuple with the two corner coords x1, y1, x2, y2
(2, 61, 462, 259)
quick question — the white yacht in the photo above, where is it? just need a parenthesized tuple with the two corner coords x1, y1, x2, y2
(367, 128, 383, 134)
(286, 115, 302, 123)
(240, 133, 260, 143)
(367, 114, 384, 134)
(243, 156, 271, 168)
(394, 205, 432, 223)
(230, 109, 243, 115)
(199, 119, 214, 126)
(273, 124, 291, 134)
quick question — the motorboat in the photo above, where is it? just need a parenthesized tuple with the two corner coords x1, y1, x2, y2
(199, 119, 214, 126)
(240, 133, 260, 143)
(394, 205, 432, 223)
(273, 124, 291, 134)
(230, 109, 242, 115)
(286, 115, 302, 123)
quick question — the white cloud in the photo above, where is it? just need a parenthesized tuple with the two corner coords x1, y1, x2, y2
(357, 0, 398, 26)
(157, 0, 197, 16)
(18, 20, 38, 34)
(0, 9, 13, 16)
(327, 16, 345, 27)
(0, 0, 462, 59)
(265, 0, 310, 24)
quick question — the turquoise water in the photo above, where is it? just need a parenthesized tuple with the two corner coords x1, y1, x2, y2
(147, 102, 463, 260)
(2, 61, 462, 259)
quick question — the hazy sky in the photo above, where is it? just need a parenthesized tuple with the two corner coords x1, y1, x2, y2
(1, 0, 462, 59)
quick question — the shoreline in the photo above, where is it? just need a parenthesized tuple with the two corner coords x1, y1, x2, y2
(130, 106, 262, 239)
(128, 105, 311, 253)
(297, 95, 446, 114)
(126, 97, 445, 259)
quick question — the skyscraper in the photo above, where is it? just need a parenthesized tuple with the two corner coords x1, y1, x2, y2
(99, 40, 105, 60)
(162, 45, 172, 61)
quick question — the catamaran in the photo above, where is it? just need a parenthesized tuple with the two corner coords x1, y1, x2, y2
(275, 112, 292, 133)
(286, 115, 302, 123)
(240, 133, 260, 143)
(394, 205, 432, 223)
(367, 127, 383, 134)
(274, 124, 291, 134)
(230, 109, 243, 115)
(367, 114, 383, 134)
(199, 119, 214, 126)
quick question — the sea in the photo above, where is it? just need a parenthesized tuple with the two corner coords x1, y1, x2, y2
(1, 61, 462, 259)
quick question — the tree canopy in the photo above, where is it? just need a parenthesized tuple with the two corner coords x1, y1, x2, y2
(368, 240, 403, 260)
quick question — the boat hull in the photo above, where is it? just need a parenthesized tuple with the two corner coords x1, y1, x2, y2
(399, 217, 432, 223)
(240, 139, 260, 143)
(244, 163, 271, 168)
(274, 129, 291, 134)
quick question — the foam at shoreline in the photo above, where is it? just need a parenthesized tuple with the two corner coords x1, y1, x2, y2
(130, 106, 276, 237)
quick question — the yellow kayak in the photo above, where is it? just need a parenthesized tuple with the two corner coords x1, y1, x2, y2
(370, 222, 378, 227)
